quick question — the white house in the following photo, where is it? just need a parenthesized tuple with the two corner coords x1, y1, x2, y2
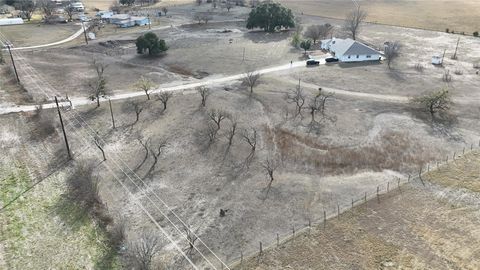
(321, 38, 381, 63)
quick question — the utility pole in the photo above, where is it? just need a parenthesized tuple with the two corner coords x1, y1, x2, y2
(81, 21, 88, 44)
(148, 13, 151, 29)
(242, 47, 245, 61)
(55, 96, 72, 160)
(453, 37, 460, 60)
(6, 45, 19, 83)
(108, 99, 115, 129)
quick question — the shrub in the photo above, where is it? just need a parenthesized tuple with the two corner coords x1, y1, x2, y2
(136, 32, 168, 56)
(454, 69, 463, 75)
(474, 31, 479, 37)
(414, 63, 424, 72)
(446, 28, 449, 33)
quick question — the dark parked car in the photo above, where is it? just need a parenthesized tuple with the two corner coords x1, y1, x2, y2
(306, 59, 320, 66)
(325, 57, 339, 63)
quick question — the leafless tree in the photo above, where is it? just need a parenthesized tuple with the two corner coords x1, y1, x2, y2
(162, 7, 168, 15)
(343, 6, 367, 40)
(88, 60, 109, 107)
(225, 1, 233, 12)
(65, 162, 100, 211)
(411, 88, 451, 118)
(262, 157, 278, 199)
(285, 86, 306, 119)
(243, 71, 261, 96)
(135, 138, 150, 171)
(304, 24, 333, 44)
(135, 76, 155, 100)
(37, 0, 56, 20)
(184, 226, 198, 256)
(384, 41, 401, 69)
(146, 139, 168, 177)
(242, 128, 257, 166)
(65, 1, 75, 21)
(208, 109, 229, 130)
(128, 233, 161, 270)
(123, 100, 144, 125)
(206, 122, 219, 146)
(194, 11, 213, 24)
(307, 88, 334, 126)
(227, 117, 238, 146)
(29, 105, 57, 141)
(197, 86, 210, 107)
(157, 92, 173, 111)
(94, 136, 106, 161)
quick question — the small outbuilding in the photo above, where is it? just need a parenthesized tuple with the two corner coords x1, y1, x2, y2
(0, 18, 23, 26)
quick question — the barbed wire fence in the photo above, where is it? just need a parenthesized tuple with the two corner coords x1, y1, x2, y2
(227, 139, 480, 269)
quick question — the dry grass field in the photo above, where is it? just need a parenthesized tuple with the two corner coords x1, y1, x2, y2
(0, 23, 79, 47)
(236, 152, 480, 269)
(278, 0, 480, 34)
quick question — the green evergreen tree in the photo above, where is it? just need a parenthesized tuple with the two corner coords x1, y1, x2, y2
(246, 2, 295, 32)
(136, 32, 168, 56)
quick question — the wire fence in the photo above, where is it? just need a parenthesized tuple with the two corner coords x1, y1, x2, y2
(227, 139, 480, 269)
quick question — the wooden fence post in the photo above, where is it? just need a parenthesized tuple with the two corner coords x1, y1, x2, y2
(292, 226, 295, 238)
(387, 182, 390, 192)
(397, 178, 401, 190)
(276, 233, 279, 247)
(337, 204, 340, 219)
(323, 210, 326, 229)
(351, 198, 354, 209)
(463, 147, 465, 155)
(241, 251, 243, 265)
(259, 241, 262, 254)
(453, 152, 456, 160)
(408, 175, 411, 182)
(376, 186, 380, 203)
(427, 163, 430, 172)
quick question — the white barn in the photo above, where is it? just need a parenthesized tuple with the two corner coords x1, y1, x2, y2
(321, 38, 381, 63)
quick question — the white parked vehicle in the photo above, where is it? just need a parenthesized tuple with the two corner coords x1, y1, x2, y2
(70, 2, 85, 12)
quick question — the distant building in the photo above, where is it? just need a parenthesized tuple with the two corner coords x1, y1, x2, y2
(321, 37, 381, 62)
(96, 10, 114, 20)
(0, 18, 23, 26)
(109, 14, 149, 28)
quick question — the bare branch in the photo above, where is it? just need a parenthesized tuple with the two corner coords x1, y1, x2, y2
(157, 92, 173, 111)
(243, 71, 261, 96)
(343, 6, 367, 40)
(197, 86, 211, 107)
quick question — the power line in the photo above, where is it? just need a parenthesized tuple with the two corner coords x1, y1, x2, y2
(0, 32, 229, 269)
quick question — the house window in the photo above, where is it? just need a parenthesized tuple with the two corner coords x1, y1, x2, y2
(356, 55, 359, 58)
(366, 55, 371, 58)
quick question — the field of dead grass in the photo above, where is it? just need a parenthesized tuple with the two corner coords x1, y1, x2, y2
(425, 150, 480, 192)
(278, 0, 480, 34)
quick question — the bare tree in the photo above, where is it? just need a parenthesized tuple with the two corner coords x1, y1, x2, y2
(145, 139, 168, 177)
(123, 100, 144, 125)
(65, 1, 75, 21)
(285, 86, 306, 118)
(304, 25, 322, 44)
(243, 71, 261, 96)
(197, 86, 210, 107)
(343, 6, 367, 40)
(227, 117, 238, 146)
(411, 88, 451, 118)
(135, 138, 150, 171)
(94, 136, 107, 161)
(15, 0, 36, 21)
(242, 128, 257, 166)
(206, 122, 219, 146)
(307, 88, 334, 126)
(162, 7, 168, 15)
(184, 226, 198, 256)
(384, 41, 401, 69)
(37, 0, 56, 20)
(135, 76, 155, 100)
(128, 233, 161, 270)
(194, 11, 213, 24)
(262, 157, 278, 199)
(208, 109, 229, 130)
(225, 1, 233, 12)
(88, 60, 109, 107)
(157, 92, 173, 111)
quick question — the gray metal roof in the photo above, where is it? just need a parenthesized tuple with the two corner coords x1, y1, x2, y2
(338, 39, 380, 56)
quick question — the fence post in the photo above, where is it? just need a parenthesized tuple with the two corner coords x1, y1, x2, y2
(308, 219, 311, 234)
(427, 163, 430, 172)
(446, 155, 448, 163)
(292, 226, 295, 238)
(387, 182, 390, 192)
(351, 198, 354, 210)
(453, 152, 456, 160)
(241, 251, 243, 266)
(259, 241, 262, 254)
(276, 233, 279, 247)
(376, 186, 380, 203)
(408, 174, 411, 182)
(471, 144, 473, 150)
(463, 147, 465, 155)
(397, 178, 401, 190)
(337, 204, 340, 219)
(323, 210, 326, 229)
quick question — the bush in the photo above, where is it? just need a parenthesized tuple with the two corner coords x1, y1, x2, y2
(414, 63, 424, 72)
(454, 69, 463, 75)
(446, 28, 449, 33)
(474, 31, 479, 37)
